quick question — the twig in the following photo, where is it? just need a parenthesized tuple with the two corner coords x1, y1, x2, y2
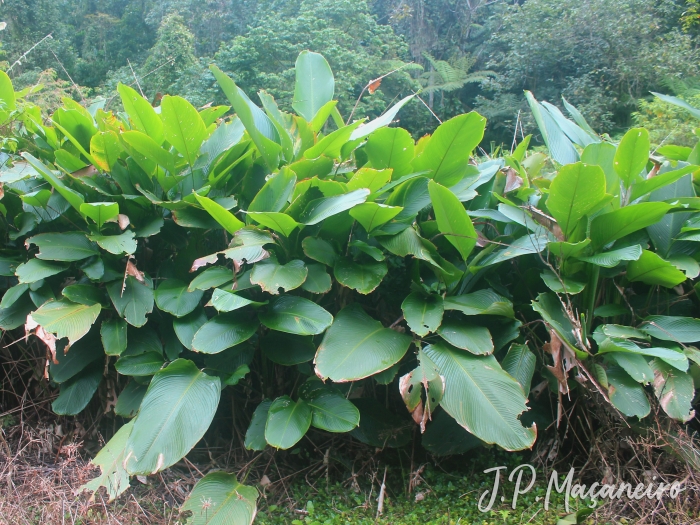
(48, 47, 85, 103)
(376, 466, 388, 520)
(347, 62, 414, 124)
(413, 91, 442, 124)
(128, 59, 144, 97)
(7, 33, 53, 74)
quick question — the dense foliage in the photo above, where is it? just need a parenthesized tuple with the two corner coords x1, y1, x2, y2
(1, 0, 698, 141)
(1, 48, 700, 523)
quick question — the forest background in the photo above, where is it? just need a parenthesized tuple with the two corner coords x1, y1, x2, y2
(2, 0, 700, 146)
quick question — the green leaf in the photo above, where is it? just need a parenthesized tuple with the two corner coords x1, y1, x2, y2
(349, 95, 415, 141)
(173, 308, 208, 350)
(49, 335, 103, 383)
(121, 130, 176, 174)
(33, 299, 101, 345)
(626, 250, 686, 288)
(124, 359, 221, 475)
(210, 66, 281, 171)
(22, 153, 85, 213)
(115, 381, 147, 418)
(155, 279, 204, 318)
(0, 295, 34, 330)
(606, 353, 654, 384)
(118, 83, 164, 144)
(299, 189, 369, 225)
(502, 344, 536, 395)
(191, 313, 257, 354)
(247, 212, 299, 237)
(639, 316, 700, 343)
(437, 322, 493, 355)
(193, 194, 244, 236)
(334, 259, 387, 294)
(598, 338, 688, 372)
(546, 162, 606, 238)
(650, 359, 695, 422)
(245, 400, 272, 451)
(0, 283, 28, 309)
(160, 95, 207, 168)
(89, 231, 138, 255)
(577, 245, 642, 268)
(115, 352, 165, 376)
(525, 91, 579, 166)
(180, 471, 258, 525)
(261, 332, 316, 365)
(590, 203, 672, 251)
(79, 420, 134, 502)
(422, 409, 483, 456)
(629, 165, 697, 202)
(52, 363, 102, 415)
(443, 290, 514, 318)
(365, 127, 415, 179)
(540, 271, 586, 294)
(90, 131, 122, 172)
(28, 232, 99, 261)
(303, 120, 364, 160)
(60, 285, 102, 307)
(208, 289, 258, 312)
(189, 267, 233, 291)
(259, 296, 333, 336)
(0, 70, 16, 123)
(606, 366, 650, 418)
(306, 392, 360, 433)
(107, 276, 154, 328)
(300, 263, 332, 294)
(292, 51, 335, 122)
(302, 237, 337, 266)
(250, 259, 307, 294)
(423, 342, 536, 451)
(614, 128, 650, 188)
(413, 112, 487, 186)
(401, 292, 444, 337)
(248, 168, 296, 213)
(265, 396, 312, 450)
(377, 226, 443, 269)
(315, 305, 412, 382)
(349, 203, 403, 233)
(80, 202, 119, 229)
(428, 180, 477, 260)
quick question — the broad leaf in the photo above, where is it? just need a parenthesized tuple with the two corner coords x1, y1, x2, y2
(299, 189, 369, 225)
(428, 180, 477, 260)
(180, 472, 258, 525)
(292, 51, 335, 122)
(245, 400, 272, 451)
(189, 267, 233, 291)
(124, 359, 221, 474)
(300, 263, 332, 294)
(174, 308, 208, 350)
(349, 95, 415, 141)
(606, 366, 650, 418)
(250, 259, 307, 294)
(315, 305, 412, 382)
(194, 194, 244, 235)
(502, 344, 536, 394)
(155, 279, 204, 317)
(261, 332, 316, 365)
(101, 318, 127, 356)
(247, 212, 299, 237)
(118, 83, 164, 143)
(208, 289, 257, 312)
(650, 359, 695, 422)
(437, 321, 493, 355)
(302, 237, 337, 266)
(28, 232, 98, 262)
(443, 290, 514, 318)
(33, 299, 101, 345)
(423, 342, 536, 451)
(80, 202, 119, 229)
(107, 277, 154, 328)
(626, 250, 686, 288)
(191, 313, 257, 354)
(365, 127, 415, 178)
(264, 396, 312, 450)
(349, 203, 403, 233)
(590, 203, 672, 250)
(115, 381, 147, 418)
(248, 168, 296, 213)
(334, 259, 387, 294)
(52, 363, 102, 415)
(89, 231, 138, 255)
(259, 296, 332, 335)
(639, 316, 700, 343)
(401, 292, 444, 337)
(614, 128, 649, 188)
(305, 391, 360, 433)
(160, 95, 207, 168)
(578, 245, 642, 268)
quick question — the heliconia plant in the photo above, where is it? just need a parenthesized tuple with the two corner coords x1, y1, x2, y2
(0, 51, 698, 522)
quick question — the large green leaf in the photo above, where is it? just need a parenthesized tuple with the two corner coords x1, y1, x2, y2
(315, 305, 412, 382)
(27, 232, 98, 262)
(264, 396, 312, 450)
(646, 172, 695, 257)
(194, 194, 244, 235)
(365, 127, 415, 178)
(626, 250, 686, 288)
(303, 120, 363, 159)
(208, 289, 258, 312)
(401, 292, 444, 337)
(107, 277, 154, 328)
(160, 95, 207, 168)
(121, 130, 176, 173)
(0, 283, 28, 309)
(89, 231, 138, 255)
(174, 308, 208, 350)
(191, 313, 257, 354)
(210, 66, 281, 171)
(546, 162, 606, 238)
(80, 420, 135, 502)
(101, 318, 127, 356)
(614, 128, 649, 188)
(22, 153, 85, 213)
(124, 359, 221, 474)
(259, 296, 332, 335)
(423, 342, 536, 451)
(49, 334, 103, 383)
(52, 363, 102, 415)
(437, 321, 493, 355)
(115, 352, 165, 376)
(428, 180, 477, 260)
(80, 202, 119, 229)
(115, 381, 147, 418)
(443, 290, 514, 318)
(606, 352, 654, 384)
(155, 279, 204, 317)
(300, 263, 332, 294)
(577, 245, 642, 268)
(91, 131, 122, 172)
(250, 259, 307, 294)
(189, 267, 233, 291)
(245, 400, 272, 451)
(33, 299, 101, 345)
(248, 168, 296, 213)
(302, 237, 337, 266)
(525, 91, 579, 165)
(502, 343, 536, 395)
(300, 385, 360, 433)
(0, 70, 16, 123)
(334, 259, 387, 294)
(349, 203, 403, 233)
(299, 189, 369, 225)
(598, 338, 688, 372)
(606, 366, 650, 418)
(412, 112, 486, 186)
(349, 95, 415, 141)
(649, 359, 695, 422)
(292, 51, 335, 122)
(247, 212, 299, 237)
(639, 316, 700, 343)
(589, 203, 672, 251)
(118, 83, 164, 144)
(180, 472, 258, 525)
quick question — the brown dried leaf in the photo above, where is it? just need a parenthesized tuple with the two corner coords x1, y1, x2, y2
(504, 168, 523, 193)
(367, 78, 382, 94)
(72, 165, 99, 178)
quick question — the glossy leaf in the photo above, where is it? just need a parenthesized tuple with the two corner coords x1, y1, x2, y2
(292, 51, 335, 122)
(118, 83, 163, 143)
(401, 292, 444, 337)
(33, 299, 101, 345)
(614, 128, 649, 188)
(107, 277, 154, 328)
(180, 472, 258, 525)
(259, 295, 332, 335)
(334, 259, 387, 294)
(437, 321, 493, 355)
(250, 259, 307, 294)
(28, 232, 98, 262)
(264, 396, 312, 450)
(191, 313, 257, 354)
(428, 180, 477, 260)
(155, 279, 204, 317)
(627, 250, 686, 288)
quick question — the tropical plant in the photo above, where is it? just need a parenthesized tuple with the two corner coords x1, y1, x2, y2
(1, 49, 699, 523)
